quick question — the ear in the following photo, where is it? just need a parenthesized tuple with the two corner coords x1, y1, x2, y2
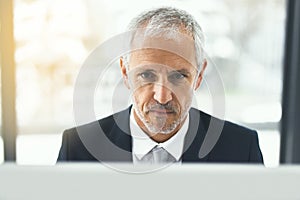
(120, 57, 130, 89)
(194, 59, 207, 90)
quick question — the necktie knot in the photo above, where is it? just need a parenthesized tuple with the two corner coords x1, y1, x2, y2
(137, 145, 176, 164)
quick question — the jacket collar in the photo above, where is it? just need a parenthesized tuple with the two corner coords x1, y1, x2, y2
(106, 107, 133, 161)
(182, 108, 209, 162)
(107, 106, 209, 162)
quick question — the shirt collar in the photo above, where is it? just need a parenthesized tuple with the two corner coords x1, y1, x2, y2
(130, 108, 189, 161)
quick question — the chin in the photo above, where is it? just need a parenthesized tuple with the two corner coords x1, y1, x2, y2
(145, 121, 180, 135)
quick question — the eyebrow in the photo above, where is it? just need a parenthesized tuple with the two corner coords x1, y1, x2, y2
(134, 67, 193, 75)
(171, 69, 192, 75)
(136, 68, 156, 73)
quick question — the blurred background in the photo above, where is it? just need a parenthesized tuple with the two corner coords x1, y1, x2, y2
(0, 0, 285, 167)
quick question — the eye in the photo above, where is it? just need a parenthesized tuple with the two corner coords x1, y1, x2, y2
(168, 72, 187, 83)
(139, 71, 156, 82)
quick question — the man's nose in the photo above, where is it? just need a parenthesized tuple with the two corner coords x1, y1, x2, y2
(153, 83, 173, 104)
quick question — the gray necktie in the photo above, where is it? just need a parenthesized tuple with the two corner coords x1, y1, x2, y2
(137, 145, 176, 164)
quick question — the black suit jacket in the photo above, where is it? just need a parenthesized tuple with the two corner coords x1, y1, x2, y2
(57, 107, 264, 163)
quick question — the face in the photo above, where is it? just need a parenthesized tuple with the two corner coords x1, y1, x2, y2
(121, 39, 206, 136)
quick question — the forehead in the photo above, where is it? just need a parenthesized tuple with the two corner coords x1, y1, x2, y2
(129, 32, 197, 71)
(129, 49, 196, 71)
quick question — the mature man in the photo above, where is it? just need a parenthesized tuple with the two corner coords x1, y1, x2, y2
(57, 7, 264, 164)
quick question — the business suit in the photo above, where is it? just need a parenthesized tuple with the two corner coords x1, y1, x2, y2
(57, 106, 264, 163)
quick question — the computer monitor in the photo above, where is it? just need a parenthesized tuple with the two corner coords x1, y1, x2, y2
(0, 163, 299, 200)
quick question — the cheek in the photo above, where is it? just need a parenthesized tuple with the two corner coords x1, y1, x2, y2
(174, 90, 193, 108)
(133, 87, 153, 107)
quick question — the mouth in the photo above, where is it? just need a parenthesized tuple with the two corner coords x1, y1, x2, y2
(148, 109, 176, 115)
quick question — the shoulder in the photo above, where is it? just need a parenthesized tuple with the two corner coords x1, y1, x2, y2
(58, 107, 132, 161)
(190, 108, 263, 163)
(190, 107, 257, 138)
(63, 107, 130, 139)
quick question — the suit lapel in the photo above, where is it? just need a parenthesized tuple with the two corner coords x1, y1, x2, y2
(182, 108, 209, 162)
(107, 107, 133, 162)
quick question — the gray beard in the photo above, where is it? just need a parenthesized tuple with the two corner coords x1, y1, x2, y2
(132, 101, 191, 135)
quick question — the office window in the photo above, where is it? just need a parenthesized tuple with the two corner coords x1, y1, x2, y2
(13, 0, 285, 166)
(14, 0, 89, 164)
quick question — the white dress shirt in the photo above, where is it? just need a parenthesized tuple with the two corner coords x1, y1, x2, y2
(130, 108, 189, 164)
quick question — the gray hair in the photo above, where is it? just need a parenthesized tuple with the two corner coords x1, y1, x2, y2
(124, 7, 205, 70)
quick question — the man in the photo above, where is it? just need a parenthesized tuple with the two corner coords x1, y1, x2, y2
(57, 7, 264, 164)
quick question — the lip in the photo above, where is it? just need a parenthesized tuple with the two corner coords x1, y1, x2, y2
(149, 109, 175, 114)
